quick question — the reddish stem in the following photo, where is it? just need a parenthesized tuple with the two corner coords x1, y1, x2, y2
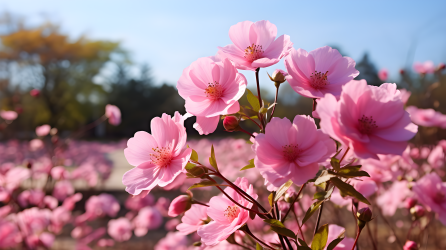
(350, 228, 363, 250)
(281, 183, 306, 223)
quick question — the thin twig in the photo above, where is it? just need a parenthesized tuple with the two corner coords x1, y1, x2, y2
(254, 68, 265, 129)
(268, 86, 279, 122)
(292, 206, 306, 243)
(281, 184, 306, 223)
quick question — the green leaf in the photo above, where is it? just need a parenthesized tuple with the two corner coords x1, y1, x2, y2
(256, 242, 263, 250)
(314, 170, 336, 185)
(241, 159, 255, 171)
(188, 180, 225, 190)
(246, 89, 261, 112)
(185, 162, 196, 170)
(209, 145, 219, 171)
(311, 224, 329, 250)
(313, 191, 327, 200)
(326, 229, 345, 250)
(259, 106, 268, 115)
(185, 166, 205, 177)
(302, 200, 324, 225)
(274, 180, 293, 203)
(330, 158, 341, 171)
(336, 165, 370, 178)
(246, 140, 253, 145)
(263, 219, 285, 228)
(192, 241, 202, 246)
(268, 193, 274, 207)
(270, 226, 297, 240)
(298, 238, 308, 247)
(330, 177, 371, 205)
(190, 149, 199, 162)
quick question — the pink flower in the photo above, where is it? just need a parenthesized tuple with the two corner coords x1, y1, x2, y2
(125, 193, 155, 211)
(16, 208, 52, 236)
(105, 104, 121, 126)
(0, 219, 22, 248)
(0, 111, 17, 121)
(123, 112, 192, 195)
(325, 225, 355, 250)
(252, 115, 335, 188)
(50, 206, 71, 233)
(177, 204, 208, 235)
(164, 219, 180, 231)
(197, 177, 257, 246)
(85, 194, 120, 219)
(412, 173, 446, 225)
(97, 239, 114, 247)
(132, 207, 163, 236)
(36, 125, 51, 137)
(29, 139, 44, 151)
(316, 80, 418, 159)
(154, 232, 188, 250)
(378, 68, 388, 81)
(352, 178, 377, 198)
(376, 181, 412, 216)
(108, 218, 133, 242)
(30, 89, 40, 97)
(284, 46, 359, 98)
(177, 57, 246, 135)
(62, 193, 83, 211)
(403, 241, 418, 250)
(52, 180, 74, 201)
(413, 61, 435, 74)
(427, 145, 445, 169)
(50, 166, 71, 180)
(406, 106, 446, 128)
(168, 195, 192, 217)
(217, 20, 293, 71)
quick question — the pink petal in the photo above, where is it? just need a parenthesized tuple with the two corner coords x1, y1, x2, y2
(252, 20, 277, 49)
(228, 21, 256, 50)
(124, 131, 158, 167)
(122, 163, 161, 195)
(193, 115, 219, 135)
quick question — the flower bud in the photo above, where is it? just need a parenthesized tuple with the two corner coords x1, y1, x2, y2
(268, 69, 288, 87)
(399, 69, 405, 75)
(357, 207, 373, 229)
(410, 205, 425, 218)
(167, 194, 192, 217)
(30, 89, 40, 97)
(404, 198, 417, 209)
(403, 241, 418, 250)
(438, 63, 445, 71)
(223, 116, 240, 132)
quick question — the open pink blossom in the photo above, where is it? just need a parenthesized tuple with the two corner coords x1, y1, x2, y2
(413, 61, 435, 74)
(412, 173, 446, 225)
(53, 180, 74, 201)
(50, 166, 71, 180)
(406, 106, 446, 128)
(284, 46, 359, 98)
(197, 177, 257, 246)
(177, 204, 209, 235)
(154, 231, 188, 250)
(85, 194, 120, 219)
(123, 112, 192, 195)
(177, 57, 246, 135)
(105, 104, 121, 126)
(252, 115, 336, 188)
(36, 125, 51, 137)
(0, 111, 17, 121)
(376, 181, 412, 216)
(62, 193, 83, 211)
(108, 218, 133, 242)
(427, 145, 445, 169)
(325, 225, 355, 250)
(316, 80, 418, 159)
(50, 206, 71, 234)
(217, 20, 293, 71)
(0, 219, 22, 248)
(132, 207, 163, 237)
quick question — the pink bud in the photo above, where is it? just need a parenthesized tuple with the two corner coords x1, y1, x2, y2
(378, 68, 388, 81)
(399, 69, 405, 75)
(223, 116, 240, 132)
(30, 89, 40, 97)
(403, 241, 418, 250)
(270, 69, 288, 85)
(438, 63, 445, 71)
(167, 195, 192, 217)
(410, 205, 425, 217)
(404, 198, 417, 209)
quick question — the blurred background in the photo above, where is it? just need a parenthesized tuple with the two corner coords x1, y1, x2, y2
(0, 1, 446, 249)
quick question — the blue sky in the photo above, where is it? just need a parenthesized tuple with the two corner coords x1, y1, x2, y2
(1, 0, 445, 95)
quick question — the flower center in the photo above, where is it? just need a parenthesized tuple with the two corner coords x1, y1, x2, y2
(150, 146, 173, 167)
(244, 43, 264, 62)
(357, 115, 378, 135)
(205, 81, 224, 101)
(310, 71, 329, 89)
(282, 144, 299, 162)
(223, 205, 239, 221)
